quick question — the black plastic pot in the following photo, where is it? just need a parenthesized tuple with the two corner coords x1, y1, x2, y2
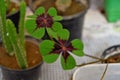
(60, 9, 88, 41)
(0, 36, 43, 80)
(1, 63, 42, 80)
(60, 0, 90, 41)
(101, 45, 120, 63)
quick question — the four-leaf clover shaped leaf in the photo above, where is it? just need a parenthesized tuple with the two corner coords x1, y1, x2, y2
(25, 7, 62, 39)
(40, 29, 84, 70)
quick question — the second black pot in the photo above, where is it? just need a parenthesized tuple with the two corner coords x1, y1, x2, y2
(60, 10, 87, 41)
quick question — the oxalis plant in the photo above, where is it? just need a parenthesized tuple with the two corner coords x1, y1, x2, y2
(25, 6, 109, 80)
(25, 7, 84, 70)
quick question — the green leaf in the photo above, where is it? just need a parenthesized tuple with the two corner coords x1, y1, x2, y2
(53, 16, 63, 21)
(61, 55, 76, 70)
(43, 54, 59, 63)
(25, 19, 36, 32)
(71, 39, 84, 50)
(72, 50, 84, 57)
(35, 7, 45, 15)
(46, 28, 58, 40)
(40, 40, 54, 56)
(25, 19, 43, 38)
(47, 7, 57, 16)
(57, 29, 70, 40)
(52, 22, 63, 32)
(27, 15, 37, 19)
(32, 28, 45, 39)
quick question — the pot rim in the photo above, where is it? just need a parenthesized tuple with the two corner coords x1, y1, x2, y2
(62, 0, 90, 20)
(101, 45, 120, 59)
(0, 61, 43, 72)
(29, 0, 90, 20)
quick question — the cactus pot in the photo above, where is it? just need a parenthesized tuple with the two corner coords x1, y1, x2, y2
(6, 1, 20, 33)
(0, 37, 43, 80)
(59, 9, 88, 41)
(102, 45, 120, 63)
(29, 0, 89, 40)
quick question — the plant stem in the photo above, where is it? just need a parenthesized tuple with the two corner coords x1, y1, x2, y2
(100, 64, 108, 80)
(84, 53, 104, 61)
(76, 60, 101, 67)
(76, 54, 107, 67)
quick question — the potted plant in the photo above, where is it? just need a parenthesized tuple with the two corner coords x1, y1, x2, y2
(25, 6, 85, 70)
(29, 0, 89, 40)
(0, 1, 42, 80)
(0, 0, 113, 80)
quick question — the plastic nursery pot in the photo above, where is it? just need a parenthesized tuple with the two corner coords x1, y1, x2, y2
(60, 9, 88, 41)
(101, 45, 120, 63)
(73, 64, 120, 80)
(59, 0, 89, 41)
(29, 0, 89, 40)
(0, 36, 43, 80)
(6, 0, 20, 33)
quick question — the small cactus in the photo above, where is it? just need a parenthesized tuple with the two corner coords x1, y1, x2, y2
(0, 0, 27, 69)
